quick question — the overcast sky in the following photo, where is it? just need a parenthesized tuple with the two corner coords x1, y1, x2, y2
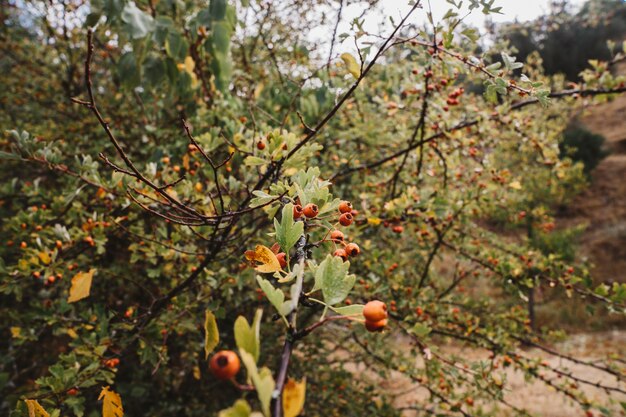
(311, 0, 586, 56)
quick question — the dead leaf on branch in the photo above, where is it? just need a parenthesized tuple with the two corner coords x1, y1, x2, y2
(68, 268, 96, 303)
(244, 245, 282, 273)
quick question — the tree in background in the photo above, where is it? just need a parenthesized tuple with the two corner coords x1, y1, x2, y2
(1, 1, 626, 417)
(495, 0, 626, 80)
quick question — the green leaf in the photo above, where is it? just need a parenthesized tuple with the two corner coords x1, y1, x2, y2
(143, 55, 165, 86)
(314, 255, 355, 306)
(117, 52, 140, 89)
(410, 323, 431, 338)
(218, 399, 252, 417)
(274, 204, 304, 254)
(121, 2, 155, 39)
(340, 53, 360, 79)
(256, 276, 286, 316)
(204, 310, 219, 359)
(240, 351, 275, 417)
(329, 304, 364, 316)
(234, 309, 262, 362)
(0, 151, 20, 160)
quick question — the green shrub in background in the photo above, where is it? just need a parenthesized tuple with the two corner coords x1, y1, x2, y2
(560, 123, 609, 174)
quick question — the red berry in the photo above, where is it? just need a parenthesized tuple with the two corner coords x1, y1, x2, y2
(303, 203, 319, 218)
(363, 300, 388, 322)
(293, 204, 303, 219)
(210, 350, 241, 380)
(330, 230, 344, 242)
(392, 225, 404, 233)
(338, 201, 352, 214)
(276, 252, 287, 269)
(256, 141, 265, 150)
(365, 318, 387, 332)
(333, 249, 348, 261)
(345, 243, 360, 257)
(339, 213, 353, 226)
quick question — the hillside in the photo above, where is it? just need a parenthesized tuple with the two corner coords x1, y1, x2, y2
(561, 67, 626, 285)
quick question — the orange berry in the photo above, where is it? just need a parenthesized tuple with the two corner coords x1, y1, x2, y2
(392, 225, 404, 233)
(333, 249, 348, 261)
(338, 201, 352, 214)
(47, 276, 56, 284)
(210, 350, 240, 380)
(256, 141, 265, 150)
(33, 271, 41, 279)
(363, 300, 388, 322)
(55, 240, 63, 249)
(67, 388, 79, 396)
(330, 230, 344, 242)
(345, 243, 360, 257)
(293, 204, 303, 219)
(339, 212, 353, 226)
(302, 203, 319, 218)
(276, 252, 287, 269)
(365, 318, 387, 332)
(161, 156, 170, 164)
(20, 241, 27, 249)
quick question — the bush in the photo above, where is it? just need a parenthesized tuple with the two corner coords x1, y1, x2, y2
(560, 124, 609, 174)
(1, 1, 626, 417)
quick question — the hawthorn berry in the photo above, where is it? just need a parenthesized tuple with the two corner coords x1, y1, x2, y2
(330, 230, 344, 242)
(67, 388, 79, 396)
(276, 252, 287, 269)
(365, 318, 387, 332)
(303, 203, 319, 218)
(256, 141, 266, 150)
(333, 248, 348, 261)
(339, 212, 353, 226)
(293, 204, 304, 219)
(345, 242, 360, 257)
(392, 225, 404, 234)
(363, 300, 388, 322)
(338, 201, 352, 214)
(210, 350, 240, 380)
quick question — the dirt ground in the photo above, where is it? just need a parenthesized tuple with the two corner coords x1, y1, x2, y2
(560, 68, 626, 283)
(379, 331, 626, 417)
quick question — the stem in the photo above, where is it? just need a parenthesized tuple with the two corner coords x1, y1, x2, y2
(271, 233, 307, 417)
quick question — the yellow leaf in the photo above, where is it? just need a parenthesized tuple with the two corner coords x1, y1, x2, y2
(38, 251, 51, 265)
(68, 269, 96, 303)
(67, 328, 79, 339)
(183, 56, 199, 88)
(509, 181, 522, 190)
(340, 53, 360, 79)
(283, 378, 306, 417)
(244, 245, 282, 273)
(367, 217, 382, 226)
(193, 365, 201, 380)
(10, 327, 21, 338)
(24, 399, 50, 417)
(99, 386, 124, 417)
(204, 310, 219, 359)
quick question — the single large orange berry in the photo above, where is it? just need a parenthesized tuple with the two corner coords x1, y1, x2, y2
(210, 350, 240, 380)
(339, 212, 353, 226)
(365, 318, 387, 332)
(276, 252, 287, 269)
(333, 249, 348, 261)
(363, 300, 388, 322)
(345, 243, 360, 257)
(330, 230, 344, 242)
(338, 201, 352, 214)
(293, 204, 303, 219)
(303, 203, 319, 218)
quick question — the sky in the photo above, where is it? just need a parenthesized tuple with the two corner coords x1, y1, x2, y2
(311, 0, 586, 56)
